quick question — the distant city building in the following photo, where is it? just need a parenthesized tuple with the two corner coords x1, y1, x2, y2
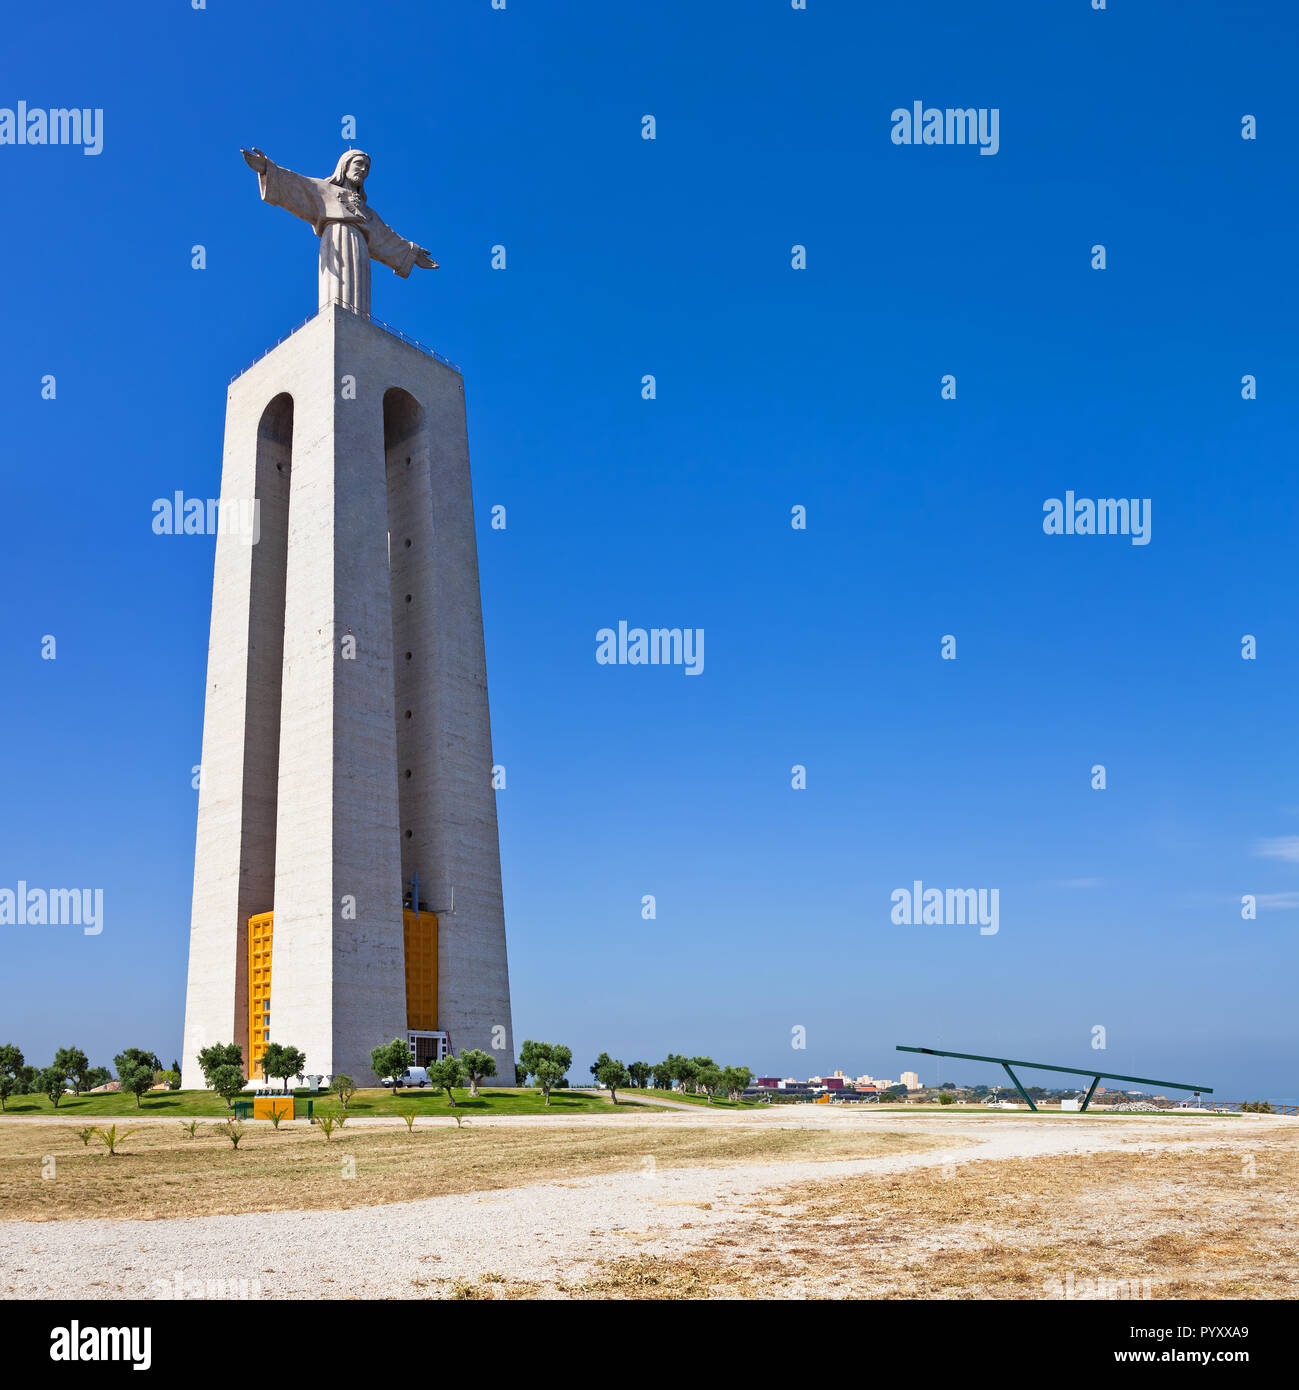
(901, 1071, 920, 1090)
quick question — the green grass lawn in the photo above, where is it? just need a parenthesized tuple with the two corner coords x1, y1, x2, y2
(0, 1086, 668, 1119)
(635, 1088, 763, 1109)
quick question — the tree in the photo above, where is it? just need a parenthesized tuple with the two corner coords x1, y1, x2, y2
(533, 1059, 566, 1105)
(0, 1044, 23, 1111)
(171, 1058, 181, 1085)
(194, 1043, 242, 1088)
(53, 1047, 91, 1097)
(37, 1066, 67, 1107)
(673, 1056, 700, 1095)
(210, 1064, 245, 1109)
(650, 1060, 673, 1090)
(689, 1057, 715, 1094)
(84, 1066, 112, 1092)
(514, 1062, 527, 1087)
(595, 1055, 631, 1103)
(115, 1047, 163, 1079)
(427, 1056, 465, 1107)
(938, 1091, 956, 1105)
(721, 1066, 752, 1102)
(696, 1064, 723, 1102)
(261, 1043, 306, 1093)
(16, 1064, 39, 1095)
(158, 1069, 180, 1091)
(333, 1074, 357, 1110)
(459, 1049, 497, 1097)
(627, 1061, 651, 1090)
(118, 1061, 154, 1109)
(519, 1040, 572, 1107)
(371, 1038, 414, 1095)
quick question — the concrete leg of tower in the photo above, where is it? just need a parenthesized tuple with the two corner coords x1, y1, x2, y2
(374, 313, 516, 1088)
(181, 355, 294, 1089)
(182, 303, 515, 1091)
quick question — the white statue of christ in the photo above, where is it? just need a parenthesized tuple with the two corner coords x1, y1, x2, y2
(241, 147, 438, 315)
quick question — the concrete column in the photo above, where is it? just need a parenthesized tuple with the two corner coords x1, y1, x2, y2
(184, 303, 514, 1091)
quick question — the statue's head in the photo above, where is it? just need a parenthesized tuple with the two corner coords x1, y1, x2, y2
(329, 149, 371, 194)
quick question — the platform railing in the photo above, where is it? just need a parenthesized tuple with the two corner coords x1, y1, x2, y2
(229, 299, 461, 383)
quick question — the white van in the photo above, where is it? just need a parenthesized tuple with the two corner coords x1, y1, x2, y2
(381, 1066, 430, 1088)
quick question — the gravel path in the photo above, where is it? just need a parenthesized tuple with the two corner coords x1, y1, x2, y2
(1, 1112, 1284, 1299)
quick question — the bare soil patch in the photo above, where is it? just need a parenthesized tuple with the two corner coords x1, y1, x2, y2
(565, 1133, 1298, 1300)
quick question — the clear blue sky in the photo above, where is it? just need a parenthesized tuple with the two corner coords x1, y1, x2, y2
(2, 1, 1295, 1099)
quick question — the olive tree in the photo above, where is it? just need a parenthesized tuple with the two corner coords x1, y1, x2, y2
(519, 1040, 572, 1108)
(459, 1049, 497, 1098)
(117, 1061, 154, 1109)
(427, 1056, 465, 1107)
(370, 1039, 413, 1096)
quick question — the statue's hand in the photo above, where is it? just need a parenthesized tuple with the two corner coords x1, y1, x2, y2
(413, 247, 439, 270)
(241, 147, 268, 173)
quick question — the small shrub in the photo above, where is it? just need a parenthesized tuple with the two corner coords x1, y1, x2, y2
(211, 1119, 247, 1149)
(316, 1113, 337, 1143)
(400, 1109, 417, 1133)
(73, 1127, 96, 1147)
(265, 1106, 287, 1130)
(92, 1124, 137, 1156)
(178, 1120, 199, 1139)
(449, 1278, 492, 1300)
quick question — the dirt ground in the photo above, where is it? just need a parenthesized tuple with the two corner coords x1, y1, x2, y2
(564, 1127, 1298, 1300)
(0, 1116, 936, 1221)
(0, 1109, 1290, 1300)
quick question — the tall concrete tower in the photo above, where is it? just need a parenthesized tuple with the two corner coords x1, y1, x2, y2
(181, 148, 514, 1089)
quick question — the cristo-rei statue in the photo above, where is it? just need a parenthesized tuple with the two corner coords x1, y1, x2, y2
(241, 147, 438, 315)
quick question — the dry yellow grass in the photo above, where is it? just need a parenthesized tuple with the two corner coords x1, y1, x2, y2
(0, 1120, 938, 1222)
(567, 1136, 1299, 1300)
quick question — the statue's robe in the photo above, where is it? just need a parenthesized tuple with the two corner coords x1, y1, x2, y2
(257, 158, 419, 314)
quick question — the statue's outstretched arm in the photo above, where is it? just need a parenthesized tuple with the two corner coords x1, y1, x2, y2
(366, 212, 440, 277)
(241, 148, 325, 231)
